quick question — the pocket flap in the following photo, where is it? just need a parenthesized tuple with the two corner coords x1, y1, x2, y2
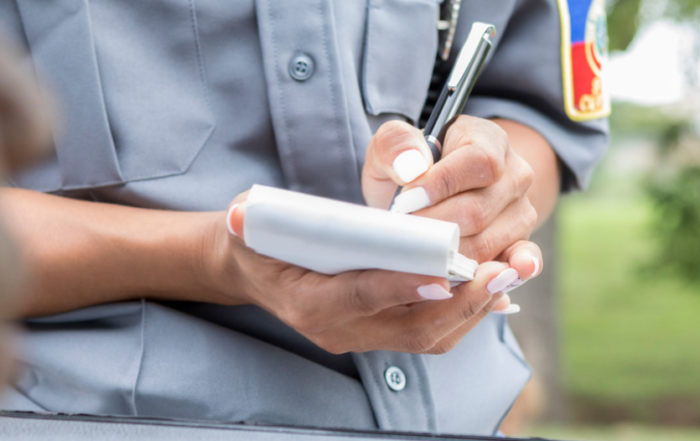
(362, 0, 439, 124)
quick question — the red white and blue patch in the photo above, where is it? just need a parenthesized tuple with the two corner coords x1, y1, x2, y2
(558, 0, 610, 121)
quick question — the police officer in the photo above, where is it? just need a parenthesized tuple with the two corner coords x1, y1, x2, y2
(0, 0, 607, 436)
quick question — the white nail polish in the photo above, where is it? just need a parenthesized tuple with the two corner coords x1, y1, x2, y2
(390, 187, 430, 214)
(417, 284, 453, 300)
(486, 268, 519, 294)
(503, 278, 526, 294)
(226, 204, 239, 236)
(393, 150, 429, 184)
(530, 255, 540, 277)
(493, 304, 521, 315)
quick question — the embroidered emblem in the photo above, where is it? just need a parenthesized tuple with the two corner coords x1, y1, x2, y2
(558, 0, 610, 121)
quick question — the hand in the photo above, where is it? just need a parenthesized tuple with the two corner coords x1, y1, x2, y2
(197, 192, 543, 354)
(362, 116, 538, 264)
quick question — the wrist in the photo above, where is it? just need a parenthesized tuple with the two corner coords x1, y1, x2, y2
(188, 210, 250, 306)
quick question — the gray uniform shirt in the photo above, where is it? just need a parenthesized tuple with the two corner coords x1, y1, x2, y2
(0, 0, 608, 436)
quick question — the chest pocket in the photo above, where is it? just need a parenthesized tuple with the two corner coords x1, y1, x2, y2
(362, 0, 439, 125)
(16, 0, 214, 191)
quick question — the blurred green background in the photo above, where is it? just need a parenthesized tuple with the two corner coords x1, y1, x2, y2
(520, 0, 700, 439)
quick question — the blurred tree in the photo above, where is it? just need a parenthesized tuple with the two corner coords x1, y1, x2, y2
(648, 166, 700, 281)
(607, 0, 643, 51)
(608, 0, 700, 53)
(643, 110, 700, 282)
(607, 0, 700, 284)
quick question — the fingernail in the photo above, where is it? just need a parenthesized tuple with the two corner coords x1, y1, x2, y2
(390, 187, 430, 214)
(393, 150, 429, 184)
(487, 268, 519, 294)
(530, 254, 540, 277)
(226, 204, 239, 236)
(503, 278, 526, 294)
(493, 304, 521, 315)
(417, 284, 453, 300)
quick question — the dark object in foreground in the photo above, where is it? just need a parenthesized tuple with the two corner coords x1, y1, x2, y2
(0, 411, 562, 441)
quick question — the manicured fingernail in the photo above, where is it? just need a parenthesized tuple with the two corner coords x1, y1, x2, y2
(530, 254, 540, 277)
(417, 284, 453, 300)
(503, 278, 526, 294)
(493, 304, 521, 315)
(393, 150, 429, 184)
(226, 204, 239, 236)
(487, 268, 519, 294)
(390, 187, 430, 214)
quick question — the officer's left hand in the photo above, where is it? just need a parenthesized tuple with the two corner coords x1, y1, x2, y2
(362, 116, 537, 264)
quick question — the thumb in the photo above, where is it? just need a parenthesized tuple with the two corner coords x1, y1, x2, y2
(362, 120, 433, 210)
(226, 190, 249, 240)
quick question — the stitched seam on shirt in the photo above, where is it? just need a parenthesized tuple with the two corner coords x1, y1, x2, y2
(373, 355, 393, 429)
(361, 354, 391, 429)
(177, 0, 217, 178)
(189, 0, 213, 116)
(267, 0, 296, 185)
(317, 0, 344, 184)
(415, 354, 435, 431)
(73, 0, 123, 186)
(130, 299, 147, 415)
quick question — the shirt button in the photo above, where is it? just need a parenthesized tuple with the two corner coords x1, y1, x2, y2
(289, 52, 314, 81)
(384, 366, 406, 391)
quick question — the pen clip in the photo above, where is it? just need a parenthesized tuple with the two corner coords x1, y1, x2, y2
(446, 22, 496, 91)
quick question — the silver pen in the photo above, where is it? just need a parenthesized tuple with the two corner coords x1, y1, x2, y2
(424, 22, 496, 161)
(391, 22, 496, 209)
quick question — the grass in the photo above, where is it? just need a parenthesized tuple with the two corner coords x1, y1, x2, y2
(557, 171, 700, 420)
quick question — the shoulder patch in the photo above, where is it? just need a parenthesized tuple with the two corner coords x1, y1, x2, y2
(557, 0, 611, 121)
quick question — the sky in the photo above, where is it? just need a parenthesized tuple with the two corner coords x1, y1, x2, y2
(607, 20, 696, 106)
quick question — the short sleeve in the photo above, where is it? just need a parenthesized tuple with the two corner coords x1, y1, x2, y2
(445, 0, 610, 192)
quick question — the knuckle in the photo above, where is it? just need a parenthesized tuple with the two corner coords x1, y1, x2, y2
(517, 160, 535, 193)
(471, 146, 498, 186)
(401, 329, 437, 353)
(473, 142, 505, 184)
(374, 120, 411, 147)
(524, 203, 538, 231)
(436, 168, 455, 198)
(486, 149, 505, 182)
(462, 298, 483, 321)
(491, 121, 510, 147)
(458, 293, 492, 323)
(347, 277, 378, 316)
(471, 233, 494, 262)
(461, 197, 489, 233)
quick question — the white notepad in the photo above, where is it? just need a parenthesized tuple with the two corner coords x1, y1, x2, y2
(244, 185, 477, 283)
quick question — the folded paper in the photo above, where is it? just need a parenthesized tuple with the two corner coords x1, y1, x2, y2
(244, 185, 477, 282)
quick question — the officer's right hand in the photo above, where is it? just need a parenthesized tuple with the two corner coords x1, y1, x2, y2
(199, 192, 537, 355)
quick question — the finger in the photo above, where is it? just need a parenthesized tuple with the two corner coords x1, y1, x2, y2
(492, 293, 511, 312)
(458, 197, 538, 262)
(269, 268, 452, 353)
(384, 262, 514, 353)
(499, 239, 543, 280)
(419, 263, 519, 354)
(328, 270, 451, 319)
(362, 120, 433, 209)
(226, 194, 249, 239)
(441, 115, 510, 158)
(391, 117, 510, 214)
(492, 303, 521, 315)
(409, 171, 524, 236)
(395, 147, 532, 217)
